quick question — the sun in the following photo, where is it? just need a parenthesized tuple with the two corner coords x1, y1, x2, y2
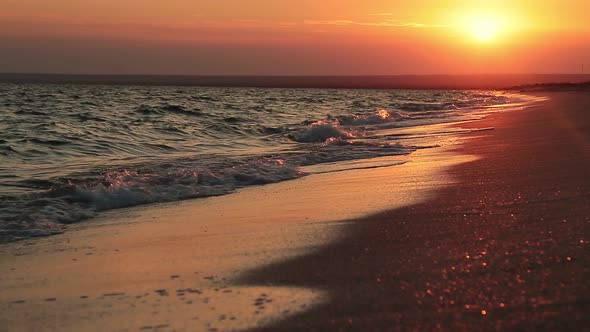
(468, 14, 502, 42)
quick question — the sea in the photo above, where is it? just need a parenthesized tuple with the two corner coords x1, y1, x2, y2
(0, 84, 537, 243)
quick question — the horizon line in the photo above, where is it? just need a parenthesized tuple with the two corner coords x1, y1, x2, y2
(1, 72, 588, 77)
(1, 72, 589, 90)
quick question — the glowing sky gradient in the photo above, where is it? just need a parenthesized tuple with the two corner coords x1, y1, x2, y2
(1, 0, 589, 75)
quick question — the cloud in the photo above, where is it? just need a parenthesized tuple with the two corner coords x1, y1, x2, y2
(232, 19, 265, 24)
(304, 20, 356, 26)
(228, 19, 298, 28)
(303, 19, 447, 28)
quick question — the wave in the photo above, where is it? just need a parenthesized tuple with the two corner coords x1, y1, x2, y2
(0, 157, 303, 242)
(336, 109, 408, 126)
(0, 134, 419, 243)
(400, 102, 458, 111)
(223, 116, 247, 123)
(290, 109, 409, 143)
(0, 85, 534, 243)
(291, 120, 358, 143)
(258, 126, 286, 135)
(0, 145, 18, 155)
(136, 104, 204, 117)
(28, 138, 71, 146)
(399, 94, 510, 112)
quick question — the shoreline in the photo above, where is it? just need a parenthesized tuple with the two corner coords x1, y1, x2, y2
(0, 137, 474, 331)
(1, 91, 588, 330)
(0, 88, 522, 245)
(242, 91, 590, 330)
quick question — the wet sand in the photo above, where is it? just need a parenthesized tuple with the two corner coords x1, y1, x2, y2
(242, 91, 590, 330)
(0, 136, 471, 330)
(1, 91, 588, 331)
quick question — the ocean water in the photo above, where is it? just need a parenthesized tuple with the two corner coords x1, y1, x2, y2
(0, 84, 532, 242)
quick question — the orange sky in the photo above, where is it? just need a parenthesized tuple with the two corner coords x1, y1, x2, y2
(1, 0, 589, 75)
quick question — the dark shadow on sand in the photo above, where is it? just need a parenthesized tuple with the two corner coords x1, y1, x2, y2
(237, 92, 590, 331)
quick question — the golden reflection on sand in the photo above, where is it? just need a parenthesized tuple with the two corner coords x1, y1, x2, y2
(0, 126, 478, 331)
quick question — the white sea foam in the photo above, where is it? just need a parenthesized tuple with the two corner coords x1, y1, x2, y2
(292, 121, 357, 143)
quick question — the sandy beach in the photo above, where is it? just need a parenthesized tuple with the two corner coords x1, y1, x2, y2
(0, 127, 473, 331)
(245, 90, 590, 331)
(1, 90, 589, 331)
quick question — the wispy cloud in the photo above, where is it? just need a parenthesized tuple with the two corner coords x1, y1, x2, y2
(304, 20, 356, 26)
(232, 19, 264, 24)
(195, 19, 300, 30)
(303, 19, 447, 28)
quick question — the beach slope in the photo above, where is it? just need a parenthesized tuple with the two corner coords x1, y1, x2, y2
(0, 91, 588, 331)
(241, 91, 590, 331)
(0, 131, 469, 330)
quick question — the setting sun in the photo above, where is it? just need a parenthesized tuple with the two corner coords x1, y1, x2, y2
(468, 14, 503, 41)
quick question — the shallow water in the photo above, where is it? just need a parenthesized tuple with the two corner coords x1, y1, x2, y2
(0, 84, 531, 242)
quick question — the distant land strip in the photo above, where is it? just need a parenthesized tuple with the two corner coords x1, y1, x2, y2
(1, 73, 590, 90)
